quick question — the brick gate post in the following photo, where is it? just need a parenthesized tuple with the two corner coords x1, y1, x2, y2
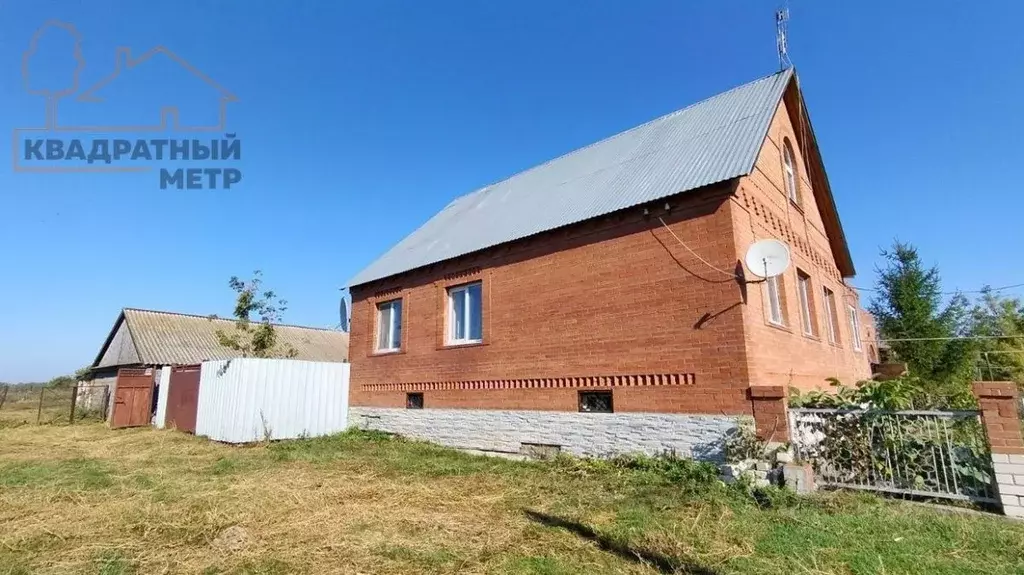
(749, 385, 790, 444)
(973, 382, 1024, 517)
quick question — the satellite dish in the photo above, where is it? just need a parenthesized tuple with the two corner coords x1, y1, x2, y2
(744, 239, 791, 278)
(339, 298, 350, 333)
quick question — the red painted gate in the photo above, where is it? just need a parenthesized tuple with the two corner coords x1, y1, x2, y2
(111, 368, 154, 428)
(166, 365, 201, 433)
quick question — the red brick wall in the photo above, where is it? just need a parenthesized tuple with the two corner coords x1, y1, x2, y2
(750, 385, 790, 442)
(350, 101, 871, 412)
(350, 185, 754, 415)
(974, 382, 1024, 455)
(733, 99, 872, 391)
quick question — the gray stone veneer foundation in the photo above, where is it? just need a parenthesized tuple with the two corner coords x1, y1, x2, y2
(349, 407, 744, 461)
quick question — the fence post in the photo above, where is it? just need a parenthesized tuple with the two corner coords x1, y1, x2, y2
(973, 382, 1024, 517)
(36, 387, 45, 424)
(69, 384, 78, 424)
(749, 385, 790, 444)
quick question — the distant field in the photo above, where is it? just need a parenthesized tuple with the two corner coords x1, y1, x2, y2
(1, 424, 1023, 574)
(0, 385, 77, 426)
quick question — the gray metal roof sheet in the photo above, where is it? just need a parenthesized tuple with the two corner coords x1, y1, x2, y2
(349, 69, 794, 287)
(93, 309, 350, 367)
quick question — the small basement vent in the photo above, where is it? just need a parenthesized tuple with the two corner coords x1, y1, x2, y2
(520, 443, 561, 460)
(406, 392, 424, 409)
(578, 391, 613, 413)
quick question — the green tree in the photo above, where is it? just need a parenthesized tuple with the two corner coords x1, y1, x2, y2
(46, 374, 76, 388)
(970, 288, 1024, 383)
(868, 241, 974, 402)
(213, 271, 298, 359)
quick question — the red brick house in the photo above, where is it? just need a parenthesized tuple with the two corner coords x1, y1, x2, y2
(346, 68, 872, 459)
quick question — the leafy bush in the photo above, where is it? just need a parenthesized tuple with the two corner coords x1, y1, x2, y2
(789, 376, 976, 411)
(789, 379, 994, 502)
(723, 424, 772, 463)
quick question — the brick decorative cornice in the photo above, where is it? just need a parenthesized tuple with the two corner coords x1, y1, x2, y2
(362, 372, 697, 392)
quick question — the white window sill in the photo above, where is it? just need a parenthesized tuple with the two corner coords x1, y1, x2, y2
(445, 340, 483, 347)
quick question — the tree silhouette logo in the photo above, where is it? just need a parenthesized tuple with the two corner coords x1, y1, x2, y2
(22, 21, 85, 129)
(12, 19, 239, 176)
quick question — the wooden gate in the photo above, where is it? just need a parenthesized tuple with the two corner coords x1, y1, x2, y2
(166, 365, 201, 433)
(111, 368, 154, 428)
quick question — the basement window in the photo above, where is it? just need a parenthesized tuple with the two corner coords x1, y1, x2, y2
(579, 391, 613, 413)
(406, 392, 424, 409)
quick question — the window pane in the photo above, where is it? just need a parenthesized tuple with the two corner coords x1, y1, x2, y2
(377, 304, 391, 350)
(849, 307, 862, 350)
(467, 283, 482, 341)
(824, 289, 837, 344)
(784, 145, 798, 202)
(798, 275, 813, 335)
(391, 300, 402, 349)
(451, 288, 466, 340)
(767, 276, 782, 324)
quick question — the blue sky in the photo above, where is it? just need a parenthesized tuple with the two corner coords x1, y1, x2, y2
(1, 1, 1022, 382)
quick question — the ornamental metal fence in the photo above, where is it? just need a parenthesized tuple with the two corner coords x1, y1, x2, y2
(789, 408, 998, 504)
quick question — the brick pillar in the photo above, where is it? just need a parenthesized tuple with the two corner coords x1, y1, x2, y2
(749, 385, 789, 443)
(973, 382, 1024, 518)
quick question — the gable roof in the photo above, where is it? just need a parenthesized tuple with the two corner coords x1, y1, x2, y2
(91, 308, 349, 368)
(350, 68, 818, 287)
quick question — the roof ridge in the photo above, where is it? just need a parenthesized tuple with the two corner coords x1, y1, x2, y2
(122, 307, 340, 333)
(446, 69, 791, 206)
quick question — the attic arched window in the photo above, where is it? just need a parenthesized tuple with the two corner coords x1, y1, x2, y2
(782, 138, 799, 204)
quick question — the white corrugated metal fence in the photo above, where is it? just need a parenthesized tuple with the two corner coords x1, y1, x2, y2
(195, 358, 349, 443)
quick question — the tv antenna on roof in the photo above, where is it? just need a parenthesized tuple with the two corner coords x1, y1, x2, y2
(776, 3, 792, 71)
(744, 239, 791, 279)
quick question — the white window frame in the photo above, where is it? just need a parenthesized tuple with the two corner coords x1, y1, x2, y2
(783, 141, 799, 204)
(375, 299, 402, 352)
(823, 287, 838, 344)
(447, 282, 483, 345)
(766, 276, 784, 326)
(848, 305, 863, 352)
(797, 272, 814, 336)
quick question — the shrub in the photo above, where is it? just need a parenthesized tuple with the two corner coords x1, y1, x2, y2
(789, 376, 976, 410)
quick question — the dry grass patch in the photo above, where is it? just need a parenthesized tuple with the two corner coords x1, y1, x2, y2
(2, 424, 1023, 574)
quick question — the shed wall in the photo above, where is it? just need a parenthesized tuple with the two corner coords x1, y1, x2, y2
(195, 358, 350, 443)
(154, 366, 170, 428)
(96, 320, 140, 368)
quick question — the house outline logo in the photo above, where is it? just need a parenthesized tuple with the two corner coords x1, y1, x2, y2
(12, 20, 240, 175)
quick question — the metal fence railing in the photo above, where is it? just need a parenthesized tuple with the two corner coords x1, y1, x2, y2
(789, 408, 998, 504)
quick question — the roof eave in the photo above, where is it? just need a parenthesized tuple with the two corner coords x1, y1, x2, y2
(785, 72, 857, 278)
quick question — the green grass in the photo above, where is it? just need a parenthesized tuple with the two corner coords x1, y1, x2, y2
(0, 458, 114, 490)
(1, 425, 1023, 574)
